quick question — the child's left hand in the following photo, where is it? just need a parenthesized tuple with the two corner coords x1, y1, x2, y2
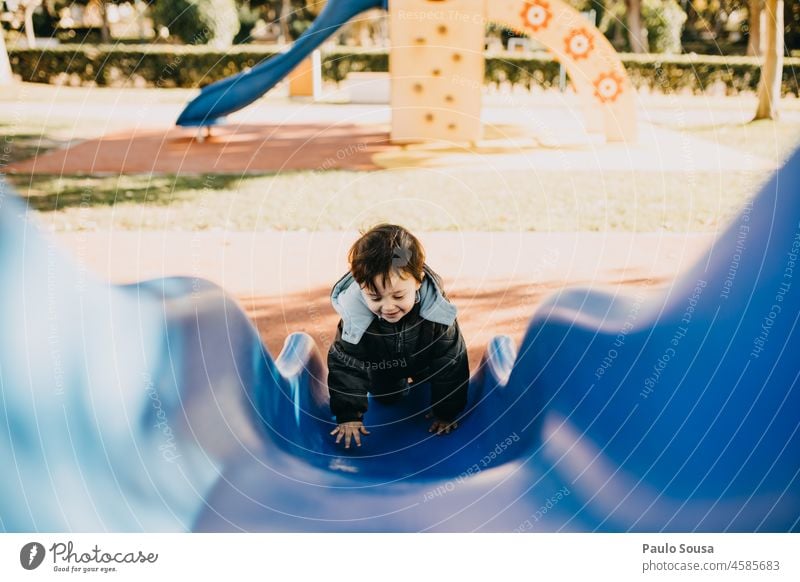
(425, 412, 458, 435)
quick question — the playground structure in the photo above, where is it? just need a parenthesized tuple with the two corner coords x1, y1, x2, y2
(1, 147, 799, 531)
(177, 0, 637, 143)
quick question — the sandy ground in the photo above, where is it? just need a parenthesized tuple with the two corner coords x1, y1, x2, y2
(56, 230, 715, 371)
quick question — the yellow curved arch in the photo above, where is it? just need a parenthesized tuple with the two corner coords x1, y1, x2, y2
(487, 0, 637, 142)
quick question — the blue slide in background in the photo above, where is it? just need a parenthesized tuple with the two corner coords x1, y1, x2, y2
(1, 149, 799, 531)
(176, 0, 388, 128)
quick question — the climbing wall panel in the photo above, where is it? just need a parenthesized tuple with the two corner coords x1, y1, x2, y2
(390, 0, 485, 143)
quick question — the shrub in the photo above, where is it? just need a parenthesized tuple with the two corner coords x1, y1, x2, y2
(6, 45, 799, 97)
(642, 0, 688, 55)
(150, 0, 240, 48)
(234, 4, 261, 45)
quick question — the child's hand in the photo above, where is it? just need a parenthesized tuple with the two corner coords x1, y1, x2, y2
(330, 421, 370, 448)
(425, 412, 458, 435)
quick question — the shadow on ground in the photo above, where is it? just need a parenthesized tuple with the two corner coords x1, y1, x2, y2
(15, 174, 243, 210)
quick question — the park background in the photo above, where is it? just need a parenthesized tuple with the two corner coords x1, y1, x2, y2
(0, 0, 800, 369)
(0, 0, 798, 373)
(0, 0, 799, 535)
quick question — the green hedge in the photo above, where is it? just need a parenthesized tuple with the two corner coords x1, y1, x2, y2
(7, 45, 800, 96)
(7, 45, 273, 88)
(620, 53, 799, 96)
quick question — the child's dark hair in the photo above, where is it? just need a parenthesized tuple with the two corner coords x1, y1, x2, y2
(348, 224, 427, 295)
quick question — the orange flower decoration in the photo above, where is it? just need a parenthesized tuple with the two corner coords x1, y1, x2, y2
(520, 0, 552, 32)
(564, 28, 594, 60)
(593, 71, 624, 103)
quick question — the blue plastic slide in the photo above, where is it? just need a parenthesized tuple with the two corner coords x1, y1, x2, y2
(176, 0, 388, 127)
(1, 150, 799, 531)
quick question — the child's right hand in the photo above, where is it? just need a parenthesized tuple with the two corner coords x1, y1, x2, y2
(330, 421, 371, 448)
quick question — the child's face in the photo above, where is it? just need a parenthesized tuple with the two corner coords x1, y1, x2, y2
(361, 270, 423, 323)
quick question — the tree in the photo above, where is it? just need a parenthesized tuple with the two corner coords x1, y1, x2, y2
(747, 0, 762, 56)
(626, 0, 649, 52)
(245, 0, 288, 41)
(151, 0, 240, 47)
(785, 0, 799, 50)
(589, 0, 605, 25)
(642, 0, 687, 54)
(23, 1, 44, 47)
(4, 0, 45, 47)
(754, 0, 783, 120)
(97, 0, 111, 43)
(279, 0, 292, 42)
(76, 1, 128, 43)
(0, 26, 12, 86)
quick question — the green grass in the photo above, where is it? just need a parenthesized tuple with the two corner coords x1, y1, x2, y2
(10, 167, 769, 232)
(678, 119, 800, 165)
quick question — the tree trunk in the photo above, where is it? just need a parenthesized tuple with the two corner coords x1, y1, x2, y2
(626, 0, 648, 53)
(0, 27, 13, 86)
(279, 0, 292, 44)
(99, 1, 111, 44)
(747, 0, 762, 56)
(24, 3, 37, 48)
(134, 0, 146, 40)
(590, 0, 604, 27)
(754, 0, 784, 120)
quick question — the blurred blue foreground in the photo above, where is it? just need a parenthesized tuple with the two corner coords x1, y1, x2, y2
(1, 151, 799, 531)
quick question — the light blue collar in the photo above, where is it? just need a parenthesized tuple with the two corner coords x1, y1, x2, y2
(330, 266, 457, 344)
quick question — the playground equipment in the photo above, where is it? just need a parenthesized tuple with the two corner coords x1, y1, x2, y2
(177, 0, 637, 143)
(287, 51, 322, 99)
(176, 0, 387, 131)
(1, 148, 799, 532)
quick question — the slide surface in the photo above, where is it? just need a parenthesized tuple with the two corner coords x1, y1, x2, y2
(176, 0, 387, 127)
(1, 151, 799, 531)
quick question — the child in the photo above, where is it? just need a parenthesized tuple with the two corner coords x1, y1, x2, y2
(327, 224, 470, 448)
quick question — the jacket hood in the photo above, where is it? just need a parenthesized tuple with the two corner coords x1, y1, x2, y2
(330, 265, 457, 344)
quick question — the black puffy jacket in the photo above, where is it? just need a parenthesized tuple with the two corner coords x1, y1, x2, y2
(327, 270, 469, 425)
